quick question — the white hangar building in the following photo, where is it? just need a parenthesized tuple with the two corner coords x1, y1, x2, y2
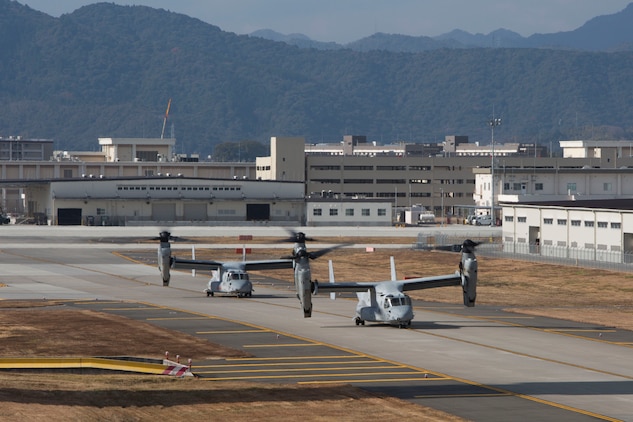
(501, 199, 633, 263)
(27, 176, 305, 226)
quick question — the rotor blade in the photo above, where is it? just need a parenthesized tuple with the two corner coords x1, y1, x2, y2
(308, 243, 349, 259)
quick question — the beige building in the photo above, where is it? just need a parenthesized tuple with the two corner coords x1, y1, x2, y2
(0, 136, 54, 161)
(502, 200, 633, 264)
(32, 177, 305, 226)
(255, 137, 305, 181)
(1, 137, 256, 216)
(98, 137, 176, 163)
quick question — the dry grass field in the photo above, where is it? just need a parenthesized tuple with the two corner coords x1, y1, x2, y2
(0, 301, 464, 422)
(2, 234, 632, 421)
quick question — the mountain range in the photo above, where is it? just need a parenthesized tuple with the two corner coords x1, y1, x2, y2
(251, 4, 633, 52)
(1, 0, 633, 159)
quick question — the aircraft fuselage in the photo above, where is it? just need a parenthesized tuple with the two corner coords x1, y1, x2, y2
(355, 290, 414, 328)
(205, 269, 253, 298)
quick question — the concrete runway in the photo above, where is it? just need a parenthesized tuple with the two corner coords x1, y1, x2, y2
(1, 225, 632, 421)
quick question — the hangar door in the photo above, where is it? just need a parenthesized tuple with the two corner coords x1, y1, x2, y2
(246, 203, 270, 221)
(58, 208, 82, 226)
(152, 203, 176, 222)
(624, 233, 633, 263)
(184, 203, 207, 221)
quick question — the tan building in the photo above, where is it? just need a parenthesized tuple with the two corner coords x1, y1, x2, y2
(98, 137, 176, 162)
(0, 136, 54, 161)
(1, 136, 255, 216)
(30, 177, 305, 226)
(255, 137, 305, 181)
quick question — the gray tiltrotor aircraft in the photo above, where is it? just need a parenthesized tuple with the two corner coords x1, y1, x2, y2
(315, 239, 479, 328)
(156, 230, 340, 314)
(279, 231, 347, 318)
(156, 230, 293, 297)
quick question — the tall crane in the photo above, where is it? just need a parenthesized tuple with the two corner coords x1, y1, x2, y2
(160, 98, 172, 139)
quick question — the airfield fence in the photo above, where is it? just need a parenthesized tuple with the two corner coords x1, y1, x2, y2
(413, 233, 633, 273)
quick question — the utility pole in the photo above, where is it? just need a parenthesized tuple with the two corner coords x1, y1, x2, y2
(489, 114, 502, 223)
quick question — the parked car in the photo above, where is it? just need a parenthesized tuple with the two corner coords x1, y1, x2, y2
(475, 215, 493, 226)
(466, 215, 477, 225)
(0, 215, 10, 224)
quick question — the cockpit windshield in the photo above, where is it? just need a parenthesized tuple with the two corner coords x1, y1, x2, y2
(228, 272, 249, 281)
(386, 296, 412, 307)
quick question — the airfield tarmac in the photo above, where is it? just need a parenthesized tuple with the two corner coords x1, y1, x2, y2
(1, 225, 632, 421)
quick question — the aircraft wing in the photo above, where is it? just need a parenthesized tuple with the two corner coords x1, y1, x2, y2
(315, 282, 379, 293)
(171, 257, 224, 271)
(398, 272, 462, 291)
(172, 258, 294, 271)
(243, 259, 294, 271)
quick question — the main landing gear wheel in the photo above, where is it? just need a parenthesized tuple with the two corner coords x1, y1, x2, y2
(355, 317, 365, 326)
(206, 291, 214, 297)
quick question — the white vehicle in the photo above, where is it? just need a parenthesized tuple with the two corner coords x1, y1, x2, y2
(475, 215, 493, 226)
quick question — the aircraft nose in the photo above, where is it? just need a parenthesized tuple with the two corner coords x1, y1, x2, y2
(392, 307, 413, 322)
(235, 280, 251, 291)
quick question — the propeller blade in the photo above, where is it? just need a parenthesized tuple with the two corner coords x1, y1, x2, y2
(278, 229, 316, 243)
(308, 243, 349, 260)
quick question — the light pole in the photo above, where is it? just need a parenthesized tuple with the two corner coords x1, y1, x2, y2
(440, 187, 444, 227)
(489, 116, 502, 224)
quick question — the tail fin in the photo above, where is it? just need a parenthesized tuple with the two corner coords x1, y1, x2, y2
(390, 256, 397, 281)
(328, 260, 336, 300)
(191, 245, 196, 277)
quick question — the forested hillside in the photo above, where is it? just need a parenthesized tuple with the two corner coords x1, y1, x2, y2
(1, 1, 633, 158)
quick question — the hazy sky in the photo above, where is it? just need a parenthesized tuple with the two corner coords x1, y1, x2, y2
(18, 0, 633, 43)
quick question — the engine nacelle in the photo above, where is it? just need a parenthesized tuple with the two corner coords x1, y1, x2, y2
(460, 255, 477, 307)
(158, 244, 171, 286)
(295, 263, 313, 318)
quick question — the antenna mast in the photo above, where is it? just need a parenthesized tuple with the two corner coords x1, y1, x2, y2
(161, 98, 172, 139)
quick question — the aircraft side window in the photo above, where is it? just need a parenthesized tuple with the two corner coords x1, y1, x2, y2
(384, 298, 390, 309)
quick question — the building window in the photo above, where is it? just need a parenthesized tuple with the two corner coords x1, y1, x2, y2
(504, 216, 514, 222)
(329, 208, 338, 216)
(557, 219, 567, 226)
(571, 220, 581, 226)
(376, 166, 406, 171)
(584, 221, 594, 227)
(567, 182, 577, 192)
(517, 216, 526, 223)
(313, 208, 322, 216)
(513, 183, 522, 190)
(345, 208, 354, 216)
(597, 221, 608, 228)
(603, 182, 612, 192)
(361, 209, 370, 216)
(503, 183, 510, 190)
(611, 222, 621, 229)
(377, 209, 386, 216)
(543, 218, 553, 225)
(535, 183, 543, 191)
(63, 169, 73, 178)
